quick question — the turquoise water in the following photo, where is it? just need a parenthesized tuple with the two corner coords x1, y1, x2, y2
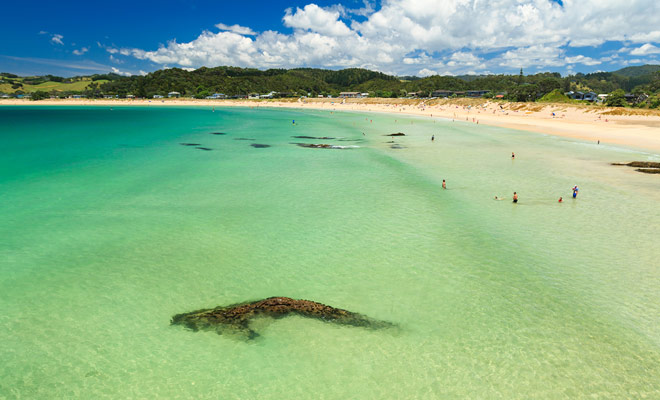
(1, 105, 659, 399)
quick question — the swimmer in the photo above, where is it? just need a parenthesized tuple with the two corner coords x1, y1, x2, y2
(513, 192, 518, 203)
(494, 196, 504, 201)
(558, 197, 563, 203)
(431, 135, 435, 141)
(442, 179, 446, 189)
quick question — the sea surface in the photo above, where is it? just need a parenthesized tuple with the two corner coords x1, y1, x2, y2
(1, 105, 659, 399)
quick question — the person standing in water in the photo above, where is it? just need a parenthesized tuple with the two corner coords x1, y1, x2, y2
(558, 197, 563, 203)
(432, 135, 435, 142)
(513, 192, 518, 203)
(512, 152, 515, 159)
(572, 185, 579, 198)
(442, 180, 446, 189)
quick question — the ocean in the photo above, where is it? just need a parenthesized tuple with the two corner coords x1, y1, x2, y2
(1, 105, 659, 398)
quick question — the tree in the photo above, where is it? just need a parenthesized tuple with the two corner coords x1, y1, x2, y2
(606, 89, 626, 107)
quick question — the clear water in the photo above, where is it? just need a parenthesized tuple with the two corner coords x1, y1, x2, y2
(1, 106, 659, 399)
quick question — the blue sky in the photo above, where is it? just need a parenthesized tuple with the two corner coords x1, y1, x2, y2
(1, 0, 659, 77)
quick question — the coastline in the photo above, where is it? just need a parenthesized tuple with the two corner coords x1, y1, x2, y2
(3, 97, 660, 154)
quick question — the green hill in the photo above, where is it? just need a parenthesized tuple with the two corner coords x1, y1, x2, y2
(612, 64, 660, 78)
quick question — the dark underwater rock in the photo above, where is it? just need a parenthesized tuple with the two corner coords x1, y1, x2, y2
(637, 168, 660, 174)
(172, 297, 394, 340)
(180, 143, 201, 146)
(292, 143, 356, 149)
(196, 147, 212, 151)
(385, 132, 406, 136)
(390, 144, 406, 149)
(209, 132, 227, 135)
(612, 161, 660, 174)
(234, 138, 255, 141)
(251, 143, 271, 148)
(292, 135, 336, 140)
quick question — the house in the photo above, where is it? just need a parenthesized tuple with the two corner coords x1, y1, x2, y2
(126, 95, 135, 99)
(566, 91, 584, 100)
(339, 92, 362, 98)
(582, 92, 598, 102)
(431, 90, 452, 98)
(495, 94, 505, 99)
(71, 94, 86, 99)
(153, 95, 164, 99)
(248, 93, 260, 99)
(206, 93, 226, 99)
(0, 93, 9, 99)
(467, 90, 490, 98)
(103, 94, 117, 99)
(361, 93, 369, 98)
(260, 91, 277, 99)
(408, 91, 426, 98)
(168, 91, 180, 98)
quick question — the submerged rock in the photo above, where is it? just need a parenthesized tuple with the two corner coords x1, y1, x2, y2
(172, 297, 394, 340)
(234, 138, 256, 141)
(251, 143, 271, 148)
(390, 144, 406, 149)
(292, 143, 357, 149)
(180, 143, 201, 146)
(195, 147, 213, 151)
(209, 132, 227, 135)
(292, 135, 336, 140)
(612, 161, 660, 174)
(385, 132, 406, 137)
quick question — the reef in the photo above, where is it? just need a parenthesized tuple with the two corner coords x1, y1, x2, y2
(292, 135, 336, 140)
(292, 143, 356, 149)
(385, 132, 406, 136)
(251, 143, 271, 148)
(196, 147, 212, 151)
(171, 296, 394, 340)
(209, 132, 227, 135)
(234, 138, 256, 141)
(180, 143, 201, 146)
(612, 161, 660, 174)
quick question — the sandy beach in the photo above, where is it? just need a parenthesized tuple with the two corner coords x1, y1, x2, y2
(3, 97, 660, 154)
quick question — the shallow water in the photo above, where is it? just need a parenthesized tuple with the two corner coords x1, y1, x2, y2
(1, 105, 659, 399)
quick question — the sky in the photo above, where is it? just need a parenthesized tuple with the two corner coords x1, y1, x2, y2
(1, 0, 660, 77)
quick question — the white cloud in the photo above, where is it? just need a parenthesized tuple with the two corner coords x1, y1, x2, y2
(72, 47, 89, 55)
(564, 55, 601, 66)
(121, 0, 660, 75)
(630, 43, 660, 55)
(417, 68, 437, 77)
(111, 67, 132, 76)
(215, 23, 256, 35)
(51, 34, 64, 45)
(283, 4, 352, 37)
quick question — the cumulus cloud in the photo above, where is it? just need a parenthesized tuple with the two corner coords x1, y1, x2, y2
(120, 0, 660, 75)
(50, 34, 64, 45)
(216, 23, 256, 35)
(630, 43, 660, 55)
(111, 67, 132, 76)
(72, 47, 89, 55)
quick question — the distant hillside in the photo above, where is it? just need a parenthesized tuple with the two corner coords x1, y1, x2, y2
(2, 65, 659, 106)
(612, 64, 660, 78)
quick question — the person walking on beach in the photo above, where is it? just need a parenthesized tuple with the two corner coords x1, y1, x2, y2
(442, 180, 446, 189)
(572, 185, 579, 198)
(513, 192, 518, 203)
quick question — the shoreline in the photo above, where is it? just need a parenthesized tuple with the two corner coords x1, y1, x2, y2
(3, 97, 660, 154)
